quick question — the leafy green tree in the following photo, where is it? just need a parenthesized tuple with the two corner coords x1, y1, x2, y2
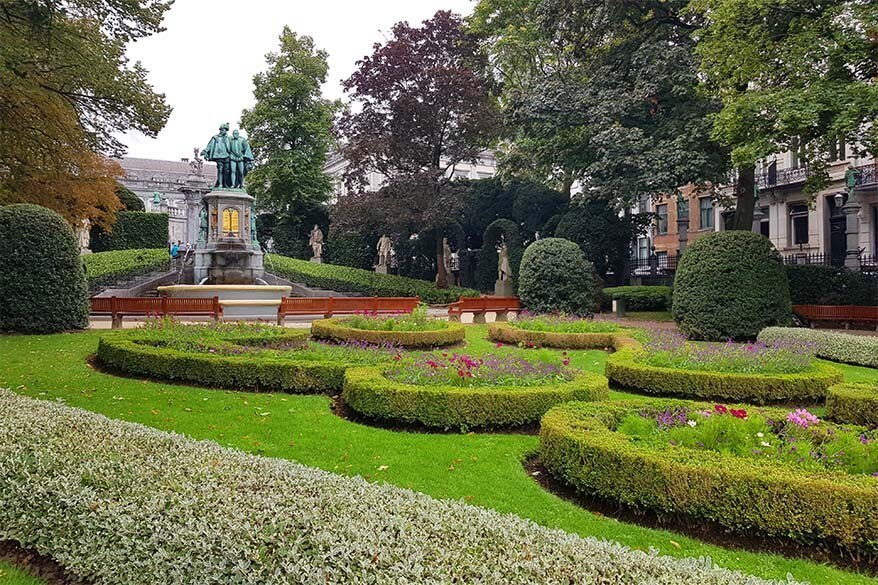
(241, 28, 340, 231)
(691, 0, 878, 229)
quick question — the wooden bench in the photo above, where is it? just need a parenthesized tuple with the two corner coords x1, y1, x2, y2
(277, 296, 420, 324)
(793, 304, 878, 330)
(448, 296, 521, 323)
(90, 296, 222, 329)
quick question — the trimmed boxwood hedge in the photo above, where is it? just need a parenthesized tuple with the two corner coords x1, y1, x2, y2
(540, 400, 878, 555)
(757, 327, 878, 368)
(786, 264, 878, 306)
(83, 248, 169, 291)
(826, 383, 878, 428)
(90, 211, 169, 252)
(488, 322, 630, 350)
(343, 366, 609, 429)
(605, 342, 843, 404)
(266, 254, 478, 304)
(96, 332, 349, 394)
(311, 318, 465, 348)
(518, 238, 595, 315)
(600, 286, 672, 312)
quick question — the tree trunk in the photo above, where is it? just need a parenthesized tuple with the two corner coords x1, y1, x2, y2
(731, 164, 756, 231)
(435, 234, 448, 288)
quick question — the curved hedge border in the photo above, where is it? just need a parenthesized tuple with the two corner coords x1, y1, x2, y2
(311, 318, 465, 348)
(605, 344, 843, 404)
(826, 383, 878, 428)
(83, 248, 169, 291)
(488, 322, 630, 350)
(758, 327, 878, 368)
(342, 366, 609, 429)
(0, 390, 792, 585)
(96, 332, 348, 394)
(540, 400, 878, 555)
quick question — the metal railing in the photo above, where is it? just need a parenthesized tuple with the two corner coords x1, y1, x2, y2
(756, 166, 810, 190)
(628, 254, 680, 276)
(781, 252, 877, 272)
(853, 162, 878, 188)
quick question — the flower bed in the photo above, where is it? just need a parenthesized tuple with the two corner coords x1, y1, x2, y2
(826, 383, 878, 428)
(605, 336, 842, 404)
(267, 254, 478, 304)
(0, 390, 789, 585)
(540, 400, 878, 555)
(488, 321, 629, 350)
(311, 317, 465, 348)
(82, 248, 168, 291)
(343, 353, 609, 429)
(97, 321, 396, 394)
(757, 327, 878, 368)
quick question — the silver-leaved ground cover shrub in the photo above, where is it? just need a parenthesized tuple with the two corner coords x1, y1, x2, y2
(758, 327, 878, 368)
(0, 389, 800, 585)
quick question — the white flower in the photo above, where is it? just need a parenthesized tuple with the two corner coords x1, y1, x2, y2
(687, 420, 697, 427)
(760, 441, 770, 447)
(756, 432, 764, 438)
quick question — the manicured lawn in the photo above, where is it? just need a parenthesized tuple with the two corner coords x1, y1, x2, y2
(0, 327, 876, 584)
(623, 310, 674, 322)
(0, 562, 43, 585)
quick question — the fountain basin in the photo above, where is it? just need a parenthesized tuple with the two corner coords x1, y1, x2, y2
(158, 284, 291, 320)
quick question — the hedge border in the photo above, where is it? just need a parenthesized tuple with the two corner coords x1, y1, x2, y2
(342, 366, 610, 429)
(540, 400, 878, 554)
(757, 327, 878, 369)
(605, 343, 843, 404)
(311, 318, 466, 348)
(826, 383, 878, 428)
(488, 322, 631, 350)
(96, 332, 350, 394)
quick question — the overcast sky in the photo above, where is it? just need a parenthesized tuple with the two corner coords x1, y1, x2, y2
(122, 0, 476, 160)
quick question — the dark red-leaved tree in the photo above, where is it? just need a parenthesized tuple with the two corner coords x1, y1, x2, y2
(337, 10, 500, 287)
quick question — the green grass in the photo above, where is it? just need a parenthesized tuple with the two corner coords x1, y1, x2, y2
(623, 311, 675, 322)
(0, 327, 876, 584)
(0, 562, 43, 585)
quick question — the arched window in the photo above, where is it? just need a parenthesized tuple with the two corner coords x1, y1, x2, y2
(222, 207, 240, 236)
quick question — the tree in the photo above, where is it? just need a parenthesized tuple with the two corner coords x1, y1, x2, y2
(691, 0, 878, 229)
(337, 11, 501, 287)
(241, 28, 340, 222)
(0, 0, 171, 227)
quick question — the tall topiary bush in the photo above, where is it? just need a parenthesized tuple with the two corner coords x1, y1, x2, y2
(0, 204, 88, 333)
(672, 231, 790, 341)
(518, 237, 594, 315)
(116, 184, 145, 211)
(477, 219, 523, 292)
(90, 211, 168, 252)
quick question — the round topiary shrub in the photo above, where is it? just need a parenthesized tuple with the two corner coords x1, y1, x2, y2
(672, 231, 790, 341)
(518, 237, 594, 315)
(0, 204, 89, 333)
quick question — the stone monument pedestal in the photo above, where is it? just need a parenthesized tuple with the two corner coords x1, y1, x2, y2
(494, 278, 515, 297)
(310, 257, 322, 264)
(194, 188, 263, 285)
(375, 265, 388, 274)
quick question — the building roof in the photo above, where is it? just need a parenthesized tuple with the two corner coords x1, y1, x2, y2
(118, 156, 217, 183)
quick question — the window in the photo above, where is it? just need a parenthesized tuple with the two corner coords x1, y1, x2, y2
(656, 251, 668, 268)
(638, 195, 651, 214)
(829, 138, 846, 162)
(636, 237, 650, 261)
(699, 198, 714, 229)
(789, 204, 809, 246)
(759, 208, 770, 237)
(656, 204, 668, 234)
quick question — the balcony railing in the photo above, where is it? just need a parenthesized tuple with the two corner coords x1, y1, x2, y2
(853, 162, 878, 188)
(756, 166, 810, 190)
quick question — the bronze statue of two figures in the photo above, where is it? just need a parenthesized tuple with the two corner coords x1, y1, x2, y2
(201, 123, 254, 189)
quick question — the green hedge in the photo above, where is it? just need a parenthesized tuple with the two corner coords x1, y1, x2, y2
(786, 264, 878, 306)
(826, 383, 878, 427)
(311, 318, 465, 348)
(757, 327, 878, 368)
(488, 322, 631, 350)
(605, 344, 842, 404)
(518, 238, 595, 315)
(477, 219, 524, 292)
(91, 211, 168, 252)
(266, 254, 478, 304)
(0, 204, 89, 333)
(600, 286, 672, 311)
(83, 248, 169, 291)
(540, 400, 878, 555)
(96, 332, 348, 394)
(343, 366, 609, 430)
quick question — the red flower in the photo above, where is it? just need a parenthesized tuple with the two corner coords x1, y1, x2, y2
(457, 369, 464, 377)
(730, 408, 748, 419)
(394, 354, 402, 361)
(562, 358, 570, 366)
(495, 342, 503, 348)
(714, 404, 728, 414)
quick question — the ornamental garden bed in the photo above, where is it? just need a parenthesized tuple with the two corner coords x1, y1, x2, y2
(342, 352, 609, 430)
(540, 400, 878, 557)
(311, 308, 465, 348)
(488, 315, 632, 350)
(605, 331, 843, 404)
(826, 382, 878, 428)
(758, 327, 878, 368)
(96, 320, 396, 394)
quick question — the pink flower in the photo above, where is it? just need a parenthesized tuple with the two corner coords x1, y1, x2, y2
(562, 358, 570, 366)
(495, 343, 503, 348)
(714, 404, 728, 414)
(730, 408, 748, 420)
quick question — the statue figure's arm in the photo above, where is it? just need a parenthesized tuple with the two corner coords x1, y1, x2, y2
(243, 140, 254, 160)
(201, 137, 214, 158)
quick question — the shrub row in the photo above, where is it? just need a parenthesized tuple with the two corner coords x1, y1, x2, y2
(90, 211, 169, 252)
(342, 366, 610, 430)
(518, 238, 595, 315)
(488, 322, 627, 350)
(540, 400, 878, 556)
(96, 332, 347, 394)
(311, 318, 465, 348)
(605, 344, 843, 404)
(83, 248, 169, 291)
(600, 286, 672, 312)
(786, 264, 878, 306)
(757, 327, 878, 368)
(0, 390, 789, 584)
(826, 383, 878, 428)
(266, 254, 478, 304)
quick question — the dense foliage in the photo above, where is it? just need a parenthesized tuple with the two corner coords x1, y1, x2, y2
(600, 286, 672, 312)
(311, 318, 465, 349)
(90, 211, 168, 252)
(0, 204, 88, 333)
(826, 383, 878, 429)
(518, 238, 594, 315)
(82, 248, 169, 292)
(785, 264, 877, 306)
(540, 400, 877, 556)
(489, 322, 629, 351)
(116, 185, 145, 211)
(758, 327, 878, 369)
(387, 352, 574, 387)
(477, 218, 523, 291)
(673, 232, 791, 341)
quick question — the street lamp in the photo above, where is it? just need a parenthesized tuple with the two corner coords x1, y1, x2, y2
(834, 191, 845, 210)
